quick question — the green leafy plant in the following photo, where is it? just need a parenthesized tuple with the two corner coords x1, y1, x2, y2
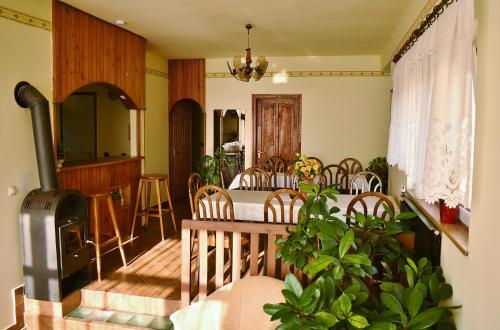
(197, 147, 235, 186)
(264, 182, 458, 330)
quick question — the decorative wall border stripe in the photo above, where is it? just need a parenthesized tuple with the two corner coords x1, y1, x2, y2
(146, 67, 168, 78)
(206, 71, 389, 78)
(0, 5, 51, 31)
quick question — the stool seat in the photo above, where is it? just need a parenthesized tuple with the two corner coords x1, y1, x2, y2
(141, 173, 169, 180)
(86, 190, 112, 199)
(131, 173, 176, 241)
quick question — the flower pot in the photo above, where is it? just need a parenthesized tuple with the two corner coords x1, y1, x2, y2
(439, 200, 458, 224)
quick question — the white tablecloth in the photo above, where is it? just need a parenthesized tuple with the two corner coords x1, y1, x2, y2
(199, 190, 398, 223)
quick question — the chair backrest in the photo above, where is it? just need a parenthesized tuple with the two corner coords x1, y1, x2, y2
(323, 164, 348, 191)
(239, 166, 271, 191)
(349, 171, 383, 195)
(261, 156, 286, 189)
(307, 157, 324, 172)
(181, 219, 302, 306)
(219, 158, 228, 188)
(345, 191, 395, 225)
(338, 158, 363, 174)
(193, 185, 234, 222)
(311, 172, 327, 188)
(188, 173, 203, 217)
(264, 189, 306, 224)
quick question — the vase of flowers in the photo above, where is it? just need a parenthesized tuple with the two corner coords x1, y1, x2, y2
(289, 154, 321, 187)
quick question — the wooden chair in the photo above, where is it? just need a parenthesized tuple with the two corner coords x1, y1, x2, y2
(193, 185, 234, 222)
(181, 219, 303, 306)
(339, 157, 363, 174)
(239, 167, 271, 191)
(349, 171, 383, 195)
(264, 189, 306, 225)
(345, 191, 396, 225)
(307, 156, 324, 172)
(312, 172, 327, 188)
(323, 164, 349, 192)
(261, 156, 286, 189)
(188, 173, 203, 217)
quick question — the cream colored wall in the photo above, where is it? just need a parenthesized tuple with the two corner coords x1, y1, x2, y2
(144, 52, 168, 202)
(206, 56, 392, 169)
(0, 1, 51, 328)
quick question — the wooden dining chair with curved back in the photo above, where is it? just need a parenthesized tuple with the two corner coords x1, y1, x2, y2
(264, 189, 307, 225)
(323, 164, 349, 192)
(345, 191, 396, 226)
(338, 158, 363, 174)
(239, 166, 272, 191)
(188, 173, 204, 217)
(261, 156, 286, 190)
(349, 171, 383, 195)
(193, 185, 235, 222)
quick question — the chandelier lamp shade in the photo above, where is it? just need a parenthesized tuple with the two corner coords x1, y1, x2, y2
(227, 24, 268, 82)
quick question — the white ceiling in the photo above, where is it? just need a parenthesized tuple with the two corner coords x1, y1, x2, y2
(61, 0, 410, 59)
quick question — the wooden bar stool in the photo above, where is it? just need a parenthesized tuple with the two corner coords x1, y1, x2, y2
(87, 190, 127, 281)
(131, 174, 177, 241)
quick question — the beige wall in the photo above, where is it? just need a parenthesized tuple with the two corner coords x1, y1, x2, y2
(206, 56, 392, 169)
(0, 1, 51, 327)
(144, 52, 169, 202)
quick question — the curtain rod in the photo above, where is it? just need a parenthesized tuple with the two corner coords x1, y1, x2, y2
(393, 0, 458, 64)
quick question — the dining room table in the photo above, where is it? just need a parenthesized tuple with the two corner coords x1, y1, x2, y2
(197, 189, 398, 223)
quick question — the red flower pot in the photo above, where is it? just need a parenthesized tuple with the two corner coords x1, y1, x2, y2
(439, 200, 459, 224)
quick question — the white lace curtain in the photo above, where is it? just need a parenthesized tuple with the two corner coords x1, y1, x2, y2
(387, 0, 475, 207)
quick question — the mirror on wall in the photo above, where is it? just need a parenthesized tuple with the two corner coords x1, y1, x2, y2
(57, 83, 131, 163)
(214, 109, 245, 152)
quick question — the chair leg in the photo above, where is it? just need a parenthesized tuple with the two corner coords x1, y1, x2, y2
(164, 177, 177, 232)
(145, 181, 152, 230)
(155, 179, 165, 241)
(107, 196, 127, 267)
(130, 179, 143, 239)
(92, 199, 102, 282)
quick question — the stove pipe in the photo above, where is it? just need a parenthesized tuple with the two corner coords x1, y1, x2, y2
(14, 81, 58, 191)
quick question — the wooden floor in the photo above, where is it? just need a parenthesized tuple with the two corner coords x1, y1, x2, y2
(85, 236, 183, 301)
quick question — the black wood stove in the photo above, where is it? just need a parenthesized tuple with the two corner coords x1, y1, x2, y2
(16, 81, 91, 302)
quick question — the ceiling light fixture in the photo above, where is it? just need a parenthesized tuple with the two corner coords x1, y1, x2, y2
(227, 24, 268, 82)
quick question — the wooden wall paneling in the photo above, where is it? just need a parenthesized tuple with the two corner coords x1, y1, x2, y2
(57, 158, 141, 239)
(168, 59, 206, 112)
(53, 0, 146, 109)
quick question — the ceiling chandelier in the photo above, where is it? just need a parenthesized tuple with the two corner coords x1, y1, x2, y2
(227, 24, 268, 82)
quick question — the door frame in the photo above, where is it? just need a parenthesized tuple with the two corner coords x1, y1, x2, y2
(252, 94, 302, 165)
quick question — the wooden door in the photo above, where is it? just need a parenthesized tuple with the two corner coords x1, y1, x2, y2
(169, 102, 192, 201)
(253, 95, 301, 165)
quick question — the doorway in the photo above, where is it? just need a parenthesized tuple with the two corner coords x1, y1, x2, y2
(252, 94, 301, 165)
(169, 99, 205, 201)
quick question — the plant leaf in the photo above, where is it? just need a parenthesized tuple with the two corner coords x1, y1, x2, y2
(408, 288, 424, 318)
(342, 254, 372, 266)
(381, 292, 404, 316)
(407, 307, 443, 329)
(349, 314, 370, 328)
(339, 293, 352, 315)
(339, 229, 354, 258)
(285, 273, 303, 298)
(315, 311, 339, 327)
(303, 255, 334, 278)
(367, 322, 397, 330)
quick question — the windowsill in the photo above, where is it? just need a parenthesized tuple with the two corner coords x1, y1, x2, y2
(405, 190, 469, 256)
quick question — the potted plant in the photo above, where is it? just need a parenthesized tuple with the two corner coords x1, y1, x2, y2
(264, 182, 459, 329)
(366, 157, 389, 193)
(197, 147, 235, 186)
